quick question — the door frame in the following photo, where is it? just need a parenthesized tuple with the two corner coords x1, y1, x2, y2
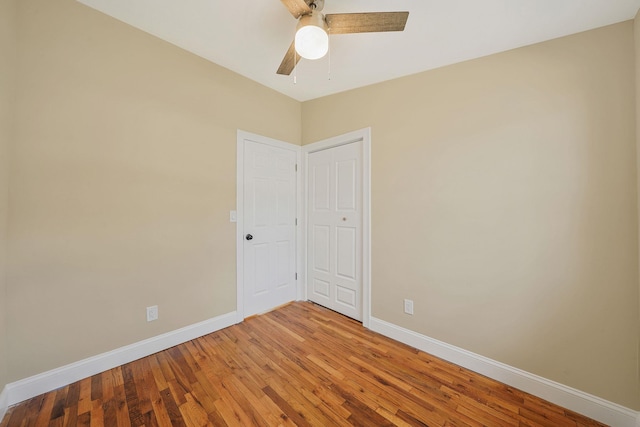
(236, 130, 302, 323)
(301, 128, 372, 327)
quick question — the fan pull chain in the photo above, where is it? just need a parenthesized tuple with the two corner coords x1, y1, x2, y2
(294, 48, 297, 84)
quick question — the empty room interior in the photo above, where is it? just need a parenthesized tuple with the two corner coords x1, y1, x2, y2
(1, 0, 640, 425)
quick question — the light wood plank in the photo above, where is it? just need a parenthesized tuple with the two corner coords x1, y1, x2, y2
(326, 12, 409, 34)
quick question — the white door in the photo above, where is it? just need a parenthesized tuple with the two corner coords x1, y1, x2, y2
(307, 141, 362, 320)
(243, 139, 297, 317)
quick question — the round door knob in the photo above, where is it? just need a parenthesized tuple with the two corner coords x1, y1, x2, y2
(245, 234, 253, 241)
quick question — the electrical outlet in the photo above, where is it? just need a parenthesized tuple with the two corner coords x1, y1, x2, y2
(404, 299, 414, 315)
(146, 305, 158, 322)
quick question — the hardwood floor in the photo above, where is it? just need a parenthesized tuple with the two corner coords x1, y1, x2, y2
(1, 301, 607, 427)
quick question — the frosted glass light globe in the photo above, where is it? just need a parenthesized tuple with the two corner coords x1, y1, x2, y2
(295, 12, 329, 60)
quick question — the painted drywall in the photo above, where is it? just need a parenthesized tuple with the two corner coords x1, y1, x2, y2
(6, 0, 300, 382)
(0, 0, 17, 393)
(303, 22, 639, 409)
(635, 10, 640, 404)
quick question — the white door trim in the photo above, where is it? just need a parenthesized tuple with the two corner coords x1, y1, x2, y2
(236, 130, 302, 322)
(301, 128, 372, 327)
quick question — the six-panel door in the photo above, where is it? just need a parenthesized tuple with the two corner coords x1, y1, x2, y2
(307, 141, 362, 321)
(243, 140, 297, 317)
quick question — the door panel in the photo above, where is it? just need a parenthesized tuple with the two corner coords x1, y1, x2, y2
(253, 243, 269, 293)
(312, 163, 331, 211)
(336, 226, 356, 279)
(243, 139, 297, 317)
(313, 279, 330, 298)
(336, 286, 356, 307)
(313, 225, 330, 272)
(276, 240, 291, 287)
(307, 141, 362, 320)
(336, 159, 357, 211)
(276, 179, 292, 225)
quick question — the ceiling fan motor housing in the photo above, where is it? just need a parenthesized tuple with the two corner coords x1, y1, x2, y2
(308, 0, 324, 12)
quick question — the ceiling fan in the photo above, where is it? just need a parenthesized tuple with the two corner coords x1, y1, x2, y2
(277, 0, 409, 75)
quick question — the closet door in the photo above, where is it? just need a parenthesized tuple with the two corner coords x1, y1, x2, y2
(307, 141, 362, 321)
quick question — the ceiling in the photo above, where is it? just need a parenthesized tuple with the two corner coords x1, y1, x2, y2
(76, 0, 640, 102)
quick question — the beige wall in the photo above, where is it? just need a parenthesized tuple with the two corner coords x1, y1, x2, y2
(0, 0, 17, 393)
(303, 22, 639, 409)
(0, 0, 15, 393)
(635, 10, 640, 403)
(6, 0, 300, 382)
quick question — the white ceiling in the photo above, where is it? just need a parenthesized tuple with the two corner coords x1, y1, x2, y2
(76, 0, 640, 102)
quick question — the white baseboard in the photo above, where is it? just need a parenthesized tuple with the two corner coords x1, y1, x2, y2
(2, 311, 637, 426)
(0, 385, 8, 423)
(369, 316, 639, 427)
(4, 311, 238, 408)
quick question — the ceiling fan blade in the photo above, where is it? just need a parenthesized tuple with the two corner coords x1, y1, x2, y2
(277, 41, 302, 75)
(280, 0, 312, 19)
(325, 12, 409, 34)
